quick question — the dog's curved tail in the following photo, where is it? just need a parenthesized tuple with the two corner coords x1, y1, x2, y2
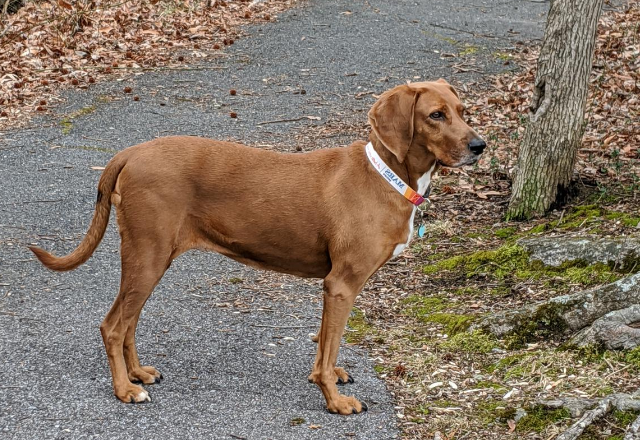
(29, 150, 130, 272)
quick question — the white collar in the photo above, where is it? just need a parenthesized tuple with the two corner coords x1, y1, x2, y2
(365, 142, 428, 206)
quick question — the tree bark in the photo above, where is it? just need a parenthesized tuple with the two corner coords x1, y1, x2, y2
(506, 0, 604, 220)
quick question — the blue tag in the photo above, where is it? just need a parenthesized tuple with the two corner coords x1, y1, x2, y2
(418, 224, 426, 238)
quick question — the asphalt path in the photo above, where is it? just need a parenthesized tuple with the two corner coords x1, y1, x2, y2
(0, 1, 546, 439)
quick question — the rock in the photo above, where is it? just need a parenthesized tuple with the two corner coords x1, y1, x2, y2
(515, 408, 528, 422)
(472, 273, 640, 337)
(518, 237, 640, 270)
(570, 304, 640, 349)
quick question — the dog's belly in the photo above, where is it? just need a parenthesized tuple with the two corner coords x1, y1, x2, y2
(227, 249, 331, 278)
(193, 222, 332, 279)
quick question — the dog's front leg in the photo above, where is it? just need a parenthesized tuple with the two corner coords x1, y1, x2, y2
(308, 272, 367, 415)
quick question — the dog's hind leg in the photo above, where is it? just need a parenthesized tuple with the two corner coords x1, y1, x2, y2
(100, 235, 172, 403)
(124, 308, 163, 385)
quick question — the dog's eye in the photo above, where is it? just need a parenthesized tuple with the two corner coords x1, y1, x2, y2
(429, 111, 445, 120)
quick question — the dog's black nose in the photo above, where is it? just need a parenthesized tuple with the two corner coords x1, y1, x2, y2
(468, 138, 486, 155)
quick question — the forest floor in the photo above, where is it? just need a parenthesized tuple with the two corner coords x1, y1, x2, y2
(354, 2, 640, 439)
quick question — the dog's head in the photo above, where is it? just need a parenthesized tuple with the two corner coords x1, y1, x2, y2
(368, 79, 485, 168)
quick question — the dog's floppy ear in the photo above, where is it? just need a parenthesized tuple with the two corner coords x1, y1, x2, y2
(368, 85, 418, 163)
(436, 78, 459, 98)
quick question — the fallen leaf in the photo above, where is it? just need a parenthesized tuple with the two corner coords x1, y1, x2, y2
(57, 0, 73, 10)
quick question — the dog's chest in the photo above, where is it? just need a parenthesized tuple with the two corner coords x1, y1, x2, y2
(391, 166, 435, 258)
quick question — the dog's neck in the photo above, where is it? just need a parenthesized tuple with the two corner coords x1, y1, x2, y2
(368, 135, 437, 195)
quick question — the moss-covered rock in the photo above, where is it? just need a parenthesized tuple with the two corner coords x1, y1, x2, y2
(423, 243, 626, 287)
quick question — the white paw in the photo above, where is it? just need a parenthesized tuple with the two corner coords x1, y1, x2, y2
(137, 390, 151, 402)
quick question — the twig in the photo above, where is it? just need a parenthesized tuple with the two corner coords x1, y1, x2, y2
(428, 22, 499, 39)
(251, 324, 316, 329)
(0, 199, 63, 206)
(257, 116, 320, 125)
(229, 435, 247, 440)
(81, 135, 108, 142)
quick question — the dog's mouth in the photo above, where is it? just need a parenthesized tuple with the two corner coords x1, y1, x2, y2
(437, 154, 480, 168)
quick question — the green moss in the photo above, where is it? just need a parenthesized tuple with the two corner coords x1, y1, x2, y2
(517, 405, 570, 433)
(485, 353, 529, 374)
(96, 95, 114, 103)
(451, 286, 475, 296)
(431, 399, 459, 408)
(493, 51, 512, 61)
(459, 45, 479, 56)
(373, 365, 385, 374)
(64, 145, 119, 154)
(528, 224, 547, 234)
(442, 330, 497, 353)
(625, 346, 640, 367)
(228, 277, 243, 284)
(558, 204, 639, 230)
(613, 409, 638, 426)
(605, 211, 640, 227)
(559, 204, 602, 228)
(426, 313, 474, 335)
(504, 301, 571, 345)
(476, 380, 507, 391)
(403, 295, 475, 335)
(423, 243, 623, 289)
(74, 105, 96, 117)
(421, 30, 459, 46)
(403, 296, 447, 315)
(422, 244, 529, 279)
(60, 118, 73, 134)
(476, 400, 516, 425)
(59, 105, 97, 135)
(345, 308, 373, 343)
(494, 227, 517, 239)
(289, 417, 305, 426)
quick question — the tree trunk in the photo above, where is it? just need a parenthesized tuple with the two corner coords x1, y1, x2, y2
(506, 0, 604, 220)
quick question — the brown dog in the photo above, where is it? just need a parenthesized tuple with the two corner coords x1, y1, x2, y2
(30, 79, 485, 415)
